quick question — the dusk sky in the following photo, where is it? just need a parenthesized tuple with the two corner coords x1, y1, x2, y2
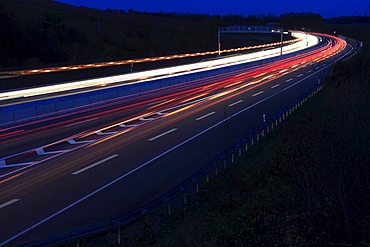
(56, 0, 369, 18)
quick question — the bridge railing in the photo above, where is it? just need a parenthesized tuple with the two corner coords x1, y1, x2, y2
(219, 26, 276, 33)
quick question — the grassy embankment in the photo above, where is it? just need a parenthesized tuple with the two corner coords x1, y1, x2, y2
(80, 24, 370, 246)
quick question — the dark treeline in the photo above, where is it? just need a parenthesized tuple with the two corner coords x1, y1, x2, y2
(0, 0, 328, 70)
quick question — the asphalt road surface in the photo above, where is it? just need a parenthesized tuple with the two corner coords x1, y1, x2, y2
(0, 33, 357, 246)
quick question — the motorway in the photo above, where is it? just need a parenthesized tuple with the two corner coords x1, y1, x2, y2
(0, 33, 355, 246)
(0, 32, 311, 103)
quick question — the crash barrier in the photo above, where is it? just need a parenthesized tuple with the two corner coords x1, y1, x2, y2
(22, 82, 324, 247)
(0, 39, 327, 127)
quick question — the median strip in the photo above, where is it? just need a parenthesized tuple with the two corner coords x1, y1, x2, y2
(72, 154, 119, 175)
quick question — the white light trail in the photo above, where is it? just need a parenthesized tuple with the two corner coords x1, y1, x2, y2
(0, 32, 318, 102)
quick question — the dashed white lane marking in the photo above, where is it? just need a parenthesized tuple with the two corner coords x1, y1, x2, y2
(252, 91, 264, 97)
(196, 111, 216, 121)
(307, 70, 312, 73)
(148, 128, 177, 141)
(285, 78, 293, 82)
(271, 84, 280, 88)
(297, 74, 303, 77)
(228, 100, 243, 107)
(65, 118, 98, 127)
(1, 73, 330, 245)
(0, 199, 20, 210)
(315, 67, 320, 70)
(36, 148, 68, 155)
(72, 154, 119, 175)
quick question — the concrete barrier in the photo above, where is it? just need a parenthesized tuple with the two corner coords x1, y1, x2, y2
(0, 41, 327, 127)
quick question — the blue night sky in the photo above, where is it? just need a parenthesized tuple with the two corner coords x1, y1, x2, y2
(56, 0, 368, 18)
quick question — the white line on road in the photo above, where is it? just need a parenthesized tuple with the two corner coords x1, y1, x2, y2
(148, 128, 177, 141)
(65, 118, 98, 127)
(252, 91, 264, 97)
(271, 84, 280, 88)
(315, 67, 320, 70)
(0, 199, 20, 210)
(0, 48, 355, 246)
(307, 70, 312, 73)
(285, 78, 293, 82)
(196, 112, 216, 121)
(72, 154, 119, 175)
(297, 74, 303, 77)
(228, 100, 243, 107)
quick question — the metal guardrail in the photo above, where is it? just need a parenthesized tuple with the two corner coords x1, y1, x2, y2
(21, 81, 325, 247)
(218, 26, 277, 33)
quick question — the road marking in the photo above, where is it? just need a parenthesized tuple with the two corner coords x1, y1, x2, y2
(0, 199, 20, 210)
(148, 128, 177, 141)
(72, 154, 119, 175)
(271, 84, 280, 88)
(228, 100, 243, 107)
(307, 70, 312, 73)
(252, 91, 264, 97)
(36, 148, 68, 155)
(315, 67, 320, 70)
(65, 118, 98, 127)
(297, 74, 303, 77)
(196, 111, 216, 121)
(285, 78, 293, 82)
(0, 46, 356, 246)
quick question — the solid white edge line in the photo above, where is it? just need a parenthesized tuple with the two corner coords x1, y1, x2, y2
(1, 57, 344, 246)
(195, 111, 216, 121)
(0, 199, 20, 210)
(72, 154, 119, 175)
(228, 100, 243, 107)
(65, 118, 98, 127)
(252, 91, 264, 97)
(148, 128, 177, 141)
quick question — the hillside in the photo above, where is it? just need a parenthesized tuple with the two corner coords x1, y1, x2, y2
(0, 0, 323, 70)
(1, 0, 214, 68)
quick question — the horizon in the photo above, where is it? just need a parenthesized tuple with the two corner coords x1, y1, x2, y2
(56, 0, 369, 19)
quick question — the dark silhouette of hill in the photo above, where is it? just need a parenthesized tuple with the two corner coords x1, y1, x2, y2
(0, 0, 325, 70)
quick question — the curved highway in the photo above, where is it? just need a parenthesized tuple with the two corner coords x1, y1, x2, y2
(0, 32, 312, 103)
(0, 32, 356, 246)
